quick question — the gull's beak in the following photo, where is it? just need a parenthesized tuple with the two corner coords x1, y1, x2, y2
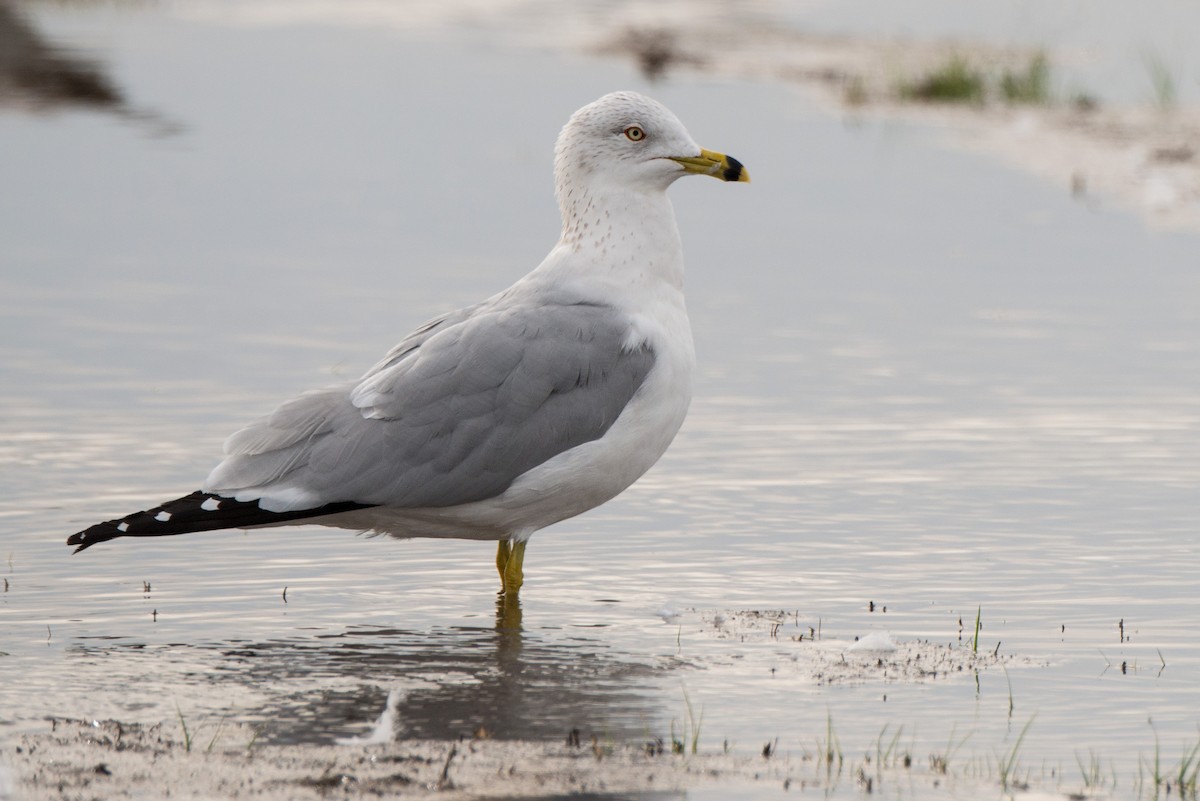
(672, 148, 750, 183)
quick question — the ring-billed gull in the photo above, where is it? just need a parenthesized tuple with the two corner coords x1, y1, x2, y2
(68, 91, 748, 600)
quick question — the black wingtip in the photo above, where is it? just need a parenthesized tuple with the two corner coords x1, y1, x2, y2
(68, 491, 376, 552)
(68, 520, 122, 552)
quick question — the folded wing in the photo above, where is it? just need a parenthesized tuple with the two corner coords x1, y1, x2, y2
(204, 299, 656, 513)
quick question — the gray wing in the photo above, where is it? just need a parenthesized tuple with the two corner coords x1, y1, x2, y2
(204, 300, 655, 511)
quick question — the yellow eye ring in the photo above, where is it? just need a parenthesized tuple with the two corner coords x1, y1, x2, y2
(624, 126, 645, 142)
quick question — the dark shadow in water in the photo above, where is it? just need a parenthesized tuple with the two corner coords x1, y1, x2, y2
(73, 600, 672, 746)
(0, 0, 178, 132)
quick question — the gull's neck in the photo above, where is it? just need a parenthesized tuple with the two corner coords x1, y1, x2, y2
(550, 181, 685, 294)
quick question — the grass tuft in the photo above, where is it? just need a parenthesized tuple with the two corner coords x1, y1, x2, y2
(1000, 51, 1051, 103)
(684, 687, 703, 755)
(1176, 738, 1200, 797)
(930, 723, 971, 775)
(1142, 48, 1178, 111)
(897, 51, 1063, 107)
(245, 724, 265, 751)
(174, 702, 193, 753)
(671, 686, 703, 755)
(899, 55, 986, 103)
(1141, 726, 1164, 797)
(818, 711, 844, 779)
(1076, 748, 1104, 791)
(206, 717, 227, 754)
(996, 716, 1035, 791)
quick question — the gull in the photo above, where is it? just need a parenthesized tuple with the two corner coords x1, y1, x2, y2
(68, 91, 749, 600)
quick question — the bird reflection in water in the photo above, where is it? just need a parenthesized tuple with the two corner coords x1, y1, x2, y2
(497, 592, 523, 632)
(70, 597, 662, 746)
(241, 606, 662, 745)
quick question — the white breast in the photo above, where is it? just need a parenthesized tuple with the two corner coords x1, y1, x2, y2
(322, 188, 696, 541)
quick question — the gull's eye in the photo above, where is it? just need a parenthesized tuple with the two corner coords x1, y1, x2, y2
(624, 126, 646, 142)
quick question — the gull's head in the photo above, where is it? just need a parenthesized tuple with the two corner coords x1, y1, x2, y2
(554, 91, 749, 198)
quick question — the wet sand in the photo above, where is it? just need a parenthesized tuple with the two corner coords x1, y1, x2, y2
(10, 717, 771, 800)
(6, 613, 1021, 800)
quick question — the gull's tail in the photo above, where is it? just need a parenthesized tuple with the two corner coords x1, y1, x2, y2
(67, 491, 374, 552)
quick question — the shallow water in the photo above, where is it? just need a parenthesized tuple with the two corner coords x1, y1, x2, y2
(2, 2, 1200, 798)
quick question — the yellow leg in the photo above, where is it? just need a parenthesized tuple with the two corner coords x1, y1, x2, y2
(496, 540, 511, 587)
(500, 540, 526, 599)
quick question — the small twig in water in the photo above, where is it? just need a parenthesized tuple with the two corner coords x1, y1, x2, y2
(437, 744, 457, 789)
(1002, 663, 1015, 718)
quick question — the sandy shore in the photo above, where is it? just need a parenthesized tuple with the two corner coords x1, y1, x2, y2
(7, 718, 794, 800)
(4, 613, 1023, 800)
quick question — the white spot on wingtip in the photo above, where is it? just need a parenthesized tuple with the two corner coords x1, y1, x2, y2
(201, 498, 220, 512)
(117, 522, 129, 532)
(154, 511, 172, 522)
